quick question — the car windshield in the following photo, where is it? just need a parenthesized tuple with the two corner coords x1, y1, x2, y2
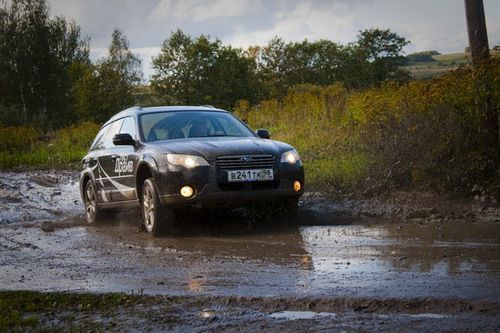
(139, 111, 255, 142)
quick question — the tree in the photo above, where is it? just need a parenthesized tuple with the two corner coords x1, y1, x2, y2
(207, 45, 261, 108)
(0, 0, 90, 128)
(74, 29, 142, 123)
(256, 38, 350, 97)
(356, 28, 410, 84)
(151, 30, 210, 105)
(151, 29, 260, 109)
(257, 37, 288, 98)
(253, 30, 410, 97)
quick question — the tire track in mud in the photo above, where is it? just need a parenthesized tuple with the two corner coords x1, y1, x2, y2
(0, 233, 41, 250)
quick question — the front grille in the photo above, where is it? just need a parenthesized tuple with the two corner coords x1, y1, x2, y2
(216, 154, 275, 170)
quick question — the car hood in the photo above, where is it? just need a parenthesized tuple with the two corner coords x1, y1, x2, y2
(145, 137, 293, 161)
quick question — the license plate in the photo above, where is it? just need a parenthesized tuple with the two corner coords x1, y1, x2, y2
(227, 169, 274, 182)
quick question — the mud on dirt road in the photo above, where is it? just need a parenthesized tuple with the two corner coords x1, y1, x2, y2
(1, 170, 500, 331)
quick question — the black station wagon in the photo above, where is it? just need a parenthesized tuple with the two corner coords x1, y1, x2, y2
(80, 106, 304, 235)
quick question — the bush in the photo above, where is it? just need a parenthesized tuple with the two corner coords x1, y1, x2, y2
(0, 122, 100, 169)
(0, 126, 40, 152)
(349, 60, 499, 190)
(237, 59, 500, 192)
(235, 83, 370, 191)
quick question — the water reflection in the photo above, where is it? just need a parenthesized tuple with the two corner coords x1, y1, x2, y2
(300, 222, 500, 276)
(81, 214, 500, 299)
(93, 213, 500, 280)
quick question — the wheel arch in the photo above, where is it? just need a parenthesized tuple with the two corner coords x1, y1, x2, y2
(80, 171, 95, 201)
(136, 162, 154, 201)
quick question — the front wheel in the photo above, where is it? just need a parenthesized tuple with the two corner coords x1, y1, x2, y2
(142, 178, 176, 236)
(83, 180, 109, 223)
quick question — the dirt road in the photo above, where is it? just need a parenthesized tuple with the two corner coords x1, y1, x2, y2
(1, 171, 500, 331)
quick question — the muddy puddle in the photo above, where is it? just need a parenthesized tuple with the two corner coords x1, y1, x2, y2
(1, 171, 500, 305)
(0, 170, 82, 224)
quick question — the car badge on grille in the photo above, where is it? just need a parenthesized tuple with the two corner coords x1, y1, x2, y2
(240, 156, 252, 162)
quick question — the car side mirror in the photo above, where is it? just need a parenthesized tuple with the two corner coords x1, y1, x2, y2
(113, 133, 135, 146)
(256, 129, 270, 139)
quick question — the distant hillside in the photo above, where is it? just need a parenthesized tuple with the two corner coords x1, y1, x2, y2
(403, 49, 499, 79)
(404, 51, 470, 79)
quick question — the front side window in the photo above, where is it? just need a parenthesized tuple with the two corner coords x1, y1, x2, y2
(120, 117, 137, 139)
(102, 119, 123, 149)
(91, 125, 109, 151)
(140, 111, 255, 142)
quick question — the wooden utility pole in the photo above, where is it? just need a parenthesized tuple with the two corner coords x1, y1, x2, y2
(464, 0, 490, 65)
(464, 0, 498, 143)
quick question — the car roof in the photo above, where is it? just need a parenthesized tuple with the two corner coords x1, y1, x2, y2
(103, 105, 228, 127)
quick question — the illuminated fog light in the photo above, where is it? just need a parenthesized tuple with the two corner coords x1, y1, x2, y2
(180, 185, 194, 198)
(293, 180, 302, 192)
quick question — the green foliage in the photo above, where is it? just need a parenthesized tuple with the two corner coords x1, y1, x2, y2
(0, 122, 99, 169)
(74, 29, 143, 123)
(237, 59, 500, 192)
(235, 83, 371, 191)
(151, 30, 260, 109)
(406, 51, 438, 63)
(0, 1, 143, 128)
(251, 28, 410, 99)
(0, 3, 496, 195)
(356, 28, 410, 84)
(348, 59, 499, 190)
(0, 0, 90, 129)
(255, 38, 350, 97)
(0, 126, 40, 152)
(0, 2, 413, 128)
(0, 290, 138, 331)
(150, 28, 410, 107)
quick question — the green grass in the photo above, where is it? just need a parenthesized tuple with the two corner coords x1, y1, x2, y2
(305, 154, 370, 191)
(0, 290, 139, 331)
(0, 122, 99, 170)
(405, 63, 457, 79)
(0, 149, 85, 170)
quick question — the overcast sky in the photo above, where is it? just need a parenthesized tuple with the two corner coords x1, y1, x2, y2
(47, 0, 500, 79)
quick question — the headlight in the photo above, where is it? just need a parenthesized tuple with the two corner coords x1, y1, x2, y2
(280, 150, 300, 164)
(166, 154, 209, 168)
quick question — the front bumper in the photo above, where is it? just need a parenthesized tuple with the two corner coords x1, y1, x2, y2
(153, 162, 304, 209)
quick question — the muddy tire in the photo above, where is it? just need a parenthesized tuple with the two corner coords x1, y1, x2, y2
(83, 181, 106, 223)
(141, 178, 175, 236)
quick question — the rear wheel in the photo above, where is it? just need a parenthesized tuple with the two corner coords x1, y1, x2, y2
(142, 178, 176, 236)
